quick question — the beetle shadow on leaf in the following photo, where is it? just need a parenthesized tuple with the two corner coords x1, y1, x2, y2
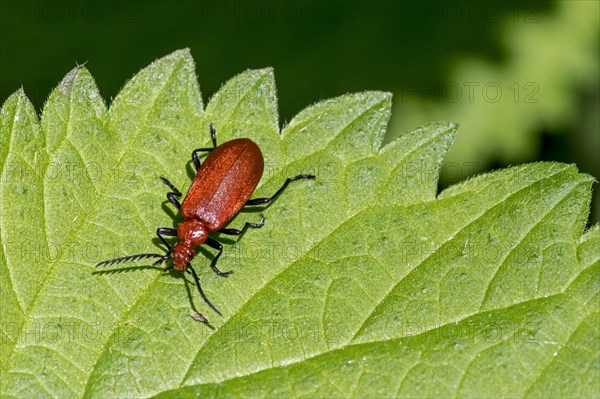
(182, 274, 216, 329)
(151, 235, 172, 254)
(196, 245, 217, 262)
(161, 202, 185, 225)
(186, 162, 197, 182)
(238, 207, 265, 215)
(211, 233, 236, 246)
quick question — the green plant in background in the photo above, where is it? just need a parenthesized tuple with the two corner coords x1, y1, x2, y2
(389, 1, 599, 189)
(1, 50, 597, 398)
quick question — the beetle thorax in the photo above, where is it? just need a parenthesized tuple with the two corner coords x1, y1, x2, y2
(172, 220, 208, 270)
(177, 219, 208, 245)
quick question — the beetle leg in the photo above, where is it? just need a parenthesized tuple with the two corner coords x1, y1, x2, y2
(205, 237, 233, 277)
(191, 124, 219, 171)
(218, 214, 265, 241)
(159, 176, 182, 209)
(244, 174, 316, 206)
(186, 265, 222, 316)
(157, 227, 177, 253)
(191, 148, 213, 171)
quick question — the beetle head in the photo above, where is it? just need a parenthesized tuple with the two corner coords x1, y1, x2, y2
(172, 241, 196, 271)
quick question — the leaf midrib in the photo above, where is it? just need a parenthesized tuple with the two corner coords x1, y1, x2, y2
(178, 163, 574, 390)
(351, 165, 577, 343)
(179, 102, 444, 388)
(161, 290, 588, 395)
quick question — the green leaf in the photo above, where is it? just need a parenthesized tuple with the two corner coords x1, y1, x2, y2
(1, 49, 597, 398)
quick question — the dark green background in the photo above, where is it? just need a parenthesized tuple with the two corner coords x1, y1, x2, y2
(1, 0, 598, 222)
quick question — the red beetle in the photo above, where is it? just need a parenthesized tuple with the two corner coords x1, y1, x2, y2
(96, 124, 315, 317)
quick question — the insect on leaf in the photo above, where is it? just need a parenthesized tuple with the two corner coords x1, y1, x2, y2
(0, 49, 597, 398)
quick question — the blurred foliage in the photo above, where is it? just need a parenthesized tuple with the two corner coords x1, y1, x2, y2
(388, 1, 599, 208)
(1, 0, 597, 221)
